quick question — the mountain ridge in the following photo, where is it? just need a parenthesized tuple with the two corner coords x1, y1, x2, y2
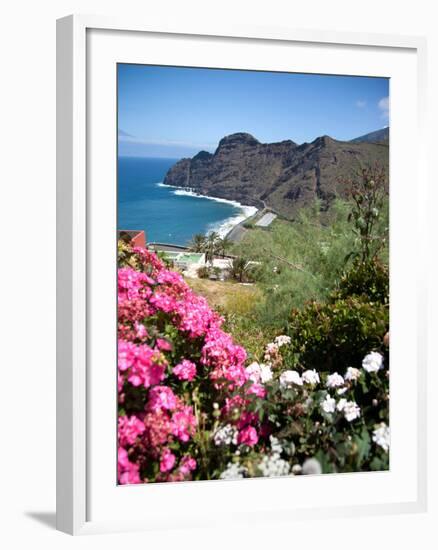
(350, 127, 389, 144)
(163, 131, 389, 219)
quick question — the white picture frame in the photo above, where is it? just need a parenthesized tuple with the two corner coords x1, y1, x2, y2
(56, 14, 428, 535)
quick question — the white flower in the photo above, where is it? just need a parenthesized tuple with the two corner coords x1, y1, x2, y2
(258, 454, 290, 477)
(337, 387, 348, 395)
(372, 423, 390, 452)
(362, 351, 384, 373)
(264, 342, 279, 360)
(336, 398, 347, 412)
(326, 372, 344, 388)
(321, 394, 336, 413)
(265, 342, 278, 353)
(342, 401, 361, 422)
(245, 362, 262, 383)
(279, 370, 303, 388)
(274, 335, 291, 347)
(213, 424, 238, 446)
(245, 362, 273, 384)
(260, 363, 273, 383)
(302, 458, 322, 475)
(220, 461, 247, 480)
(302, 369, 320, 385)
(269, 435, 283, 454)
(345, 367, 361, 382)
(257, 437, 290, 478)
(292, 464, 302, 475)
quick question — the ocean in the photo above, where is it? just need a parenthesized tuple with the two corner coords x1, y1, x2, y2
(118, 157, 256, 246)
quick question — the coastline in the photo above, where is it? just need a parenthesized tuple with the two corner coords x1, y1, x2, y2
(157, 182, 257, 240)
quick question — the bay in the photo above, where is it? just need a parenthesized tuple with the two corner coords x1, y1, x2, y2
(118, 156, 255, 246)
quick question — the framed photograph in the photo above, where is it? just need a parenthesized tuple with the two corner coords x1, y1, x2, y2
(57, 15, 427, 535)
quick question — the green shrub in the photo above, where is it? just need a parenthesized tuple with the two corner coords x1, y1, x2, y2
(334, 259, 389, 304)
(229, 257, 255, 283)
(197, 266, 210, 279)
(288, 297, 389, 373)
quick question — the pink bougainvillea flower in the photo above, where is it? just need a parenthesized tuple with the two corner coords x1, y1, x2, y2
(173, 359, 197, 381)
(119, 469, 141, 485)
(246, 382, 266, 399)
(134, 322, 148, 340)
(236, 411, 259, 430)
(179, 455, 197, 476)
(160, 448, 176, 472)
(118, 267, 153, 302)
(118, 372, 124, 393)
(118, 447, 141, 485)
(238, 426, 259, 447)
(118, 414, 145, 447)
(118, 340, 137, 371)
(118, 446, 130, 469)
(127, 361, 165, 388)
(131, 245, 165, 271)
(118, 340, 167, 388)
(156, 269, 185, 286)
(176, 294, 220, 339)
(156, 338, 172, 351)
(118, 298, 154, 327)
(201, 327, 248, 388)
(126, 344, 167, 388)
(143, 409, 172, 448)
(147, 385, 179, 412)
(149, 291, 178, 314)
(171, 405, 197, 442)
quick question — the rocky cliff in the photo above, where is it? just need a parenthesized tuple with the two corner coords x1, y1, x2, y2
(163, 132, 389, 219)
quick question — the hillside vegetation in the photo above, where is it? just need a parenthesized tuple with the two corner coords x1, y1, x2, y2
(182, 166, 389, 370)
(229, 197, 388, 330)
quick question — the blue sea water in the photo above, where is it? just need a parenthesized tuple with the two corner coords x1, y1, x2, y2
(118, 157, 256, 246)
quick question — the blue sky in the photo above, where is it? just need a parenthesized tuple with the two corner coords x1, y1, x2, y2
(118, 64, 389, 158)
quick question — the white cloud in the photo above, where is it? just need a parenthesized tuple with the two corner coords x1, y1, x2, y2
(118, 132, 215, 151)
(378, 96, 389, 120)
(356, 100, 366, 108)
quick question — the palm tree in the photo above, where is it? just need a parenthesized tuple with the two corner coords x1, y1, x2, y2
(188, 233, 206, 253)
(218, 236, 232, 257)
(189, 232, 230, 266)
(204, 231, 221, 266)
(230, 256, 252, 282)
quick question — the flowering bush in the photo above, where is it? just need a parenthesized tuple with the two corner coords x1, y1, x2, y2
(117, 240, 389, 483)
(117, 241, 264, 483)
(210, 339, 389, 477)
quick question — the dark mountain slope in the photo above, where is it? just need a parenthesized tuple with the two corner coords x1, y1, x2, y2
(350, 127, 389, 144)
(163, 132, 389, 219)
